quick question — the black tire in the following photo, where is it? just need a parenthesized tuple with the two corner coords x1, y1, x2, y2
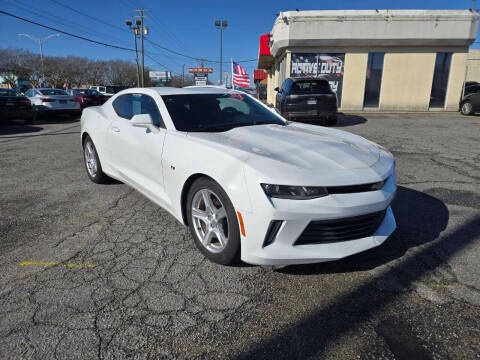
(82, 135, 109, 184)
(186, 177, 241, 265)
(460, 101, 473, 115)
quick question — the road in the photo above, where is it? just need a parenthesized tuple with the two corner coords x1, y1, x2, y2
(0, 113, 479, 359)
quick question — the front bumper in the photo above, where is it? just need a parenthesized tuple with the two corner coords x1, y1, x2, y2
(239, 170, 397, 266)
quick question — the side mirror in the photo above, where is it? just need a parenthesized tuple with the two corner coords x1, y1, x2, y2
(131, 114, 159, 134)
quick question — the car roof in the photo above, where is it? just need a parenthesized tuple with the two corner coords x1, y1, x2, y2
(36, 88, 66, 91)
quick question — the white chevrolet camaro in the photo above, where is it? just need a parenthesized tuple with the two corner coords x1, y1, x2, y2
(80, 87, 397, 266)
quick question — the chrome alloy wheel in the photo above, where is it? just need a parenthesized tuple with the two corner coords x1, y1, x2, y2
(191, 189, 229, 253)
(462, 102, 472, 115)
(84, 142, 98, 178)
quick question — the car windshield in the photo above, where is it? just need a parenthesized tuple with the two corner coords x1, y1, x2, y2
(0, 89, 20, 96)
(291, 80, 332, 94)
(162, 92, 285, 132)
(39, 89, 68, 96)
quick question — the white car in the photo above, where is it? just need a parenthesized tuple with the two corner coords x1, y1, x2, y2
(80, 87, 397, 266)
(25, 88, 80, 119)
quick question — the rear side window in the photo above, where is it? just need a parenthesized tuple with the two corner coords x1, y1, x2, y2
(290, 80, 331, 94)
(112, 94, 164, 128)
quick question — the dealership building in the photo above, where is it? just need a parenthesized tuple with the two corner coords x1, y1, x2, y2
(257, 9, 479, 112)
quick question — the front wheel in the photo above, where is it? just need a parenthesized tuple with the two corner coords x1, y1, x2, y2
(461, 101, 473, 115)
(83, 136, 109, 184)
(186, 178, 241, 265)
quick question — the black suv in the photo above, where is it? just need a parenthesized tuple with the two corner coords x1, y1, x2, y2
(275, 78, 338, 125)
(460, 83, 480, 115)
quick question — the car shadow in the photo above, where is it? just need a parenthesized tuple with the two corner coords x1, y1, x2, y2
(234, 188, 475, 360)
(277, 186, 449, 275)
(34, 115, 80, 125)
(335, 113, 368, 127)
(0, 123, 43, 136)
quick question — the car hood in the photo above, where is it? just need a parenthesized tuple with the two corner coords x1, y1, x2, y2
(188, 122, 380, 172)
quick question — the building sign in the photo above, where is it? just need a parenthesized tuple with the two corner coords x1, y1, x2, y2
(189, 67, 213, 74)
(149, 71, 171, 82)
(291, 53, 345, 106)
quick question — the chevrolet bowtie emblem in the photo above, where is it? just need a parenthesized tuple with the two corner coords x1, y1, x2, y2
(371, 181, 385, 190)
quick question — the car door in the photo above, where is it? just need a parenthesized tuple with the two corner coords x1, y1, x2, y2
(107, 93, 168, 203)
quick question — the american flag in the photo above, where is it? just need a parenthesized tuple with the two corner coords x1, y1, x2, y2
(232, 61, 250, 88)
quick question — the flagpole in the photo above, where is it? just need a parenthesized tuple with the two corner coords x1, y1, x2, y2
(231, 58, 234, 90)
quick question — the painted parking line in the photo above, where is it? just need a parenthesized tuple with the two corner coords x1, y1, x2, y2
(19, 261, 96, 268)
(413, 281, 452, 289)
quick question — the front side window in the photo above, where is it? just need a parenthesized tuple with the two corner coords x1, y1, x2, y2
(162, 92, 285, 132)
(112, 94, 164, 127)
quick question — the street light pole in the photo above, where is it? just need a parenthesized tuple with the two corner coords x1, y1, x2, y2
(215, 20, 228, 85)
(126, 20, 141, 87)
(133, 9, 149, 87)
(18, 33, 60, 85)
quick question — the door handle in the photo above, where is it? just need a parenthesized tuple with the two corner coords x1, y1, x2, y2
(112, 126, 120, 132)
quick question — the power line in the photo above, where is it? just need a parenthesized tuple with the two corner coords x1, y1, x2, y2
(0, 10, 135, 51)
(145, 38, 256, 64)
(5, 0, 129, 46)
(47, 0, 130, 34)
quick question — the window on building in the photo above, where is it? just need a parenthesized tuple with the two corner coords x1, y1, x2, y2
(429, 53, 452, 108)
(363, 52, 385, 108)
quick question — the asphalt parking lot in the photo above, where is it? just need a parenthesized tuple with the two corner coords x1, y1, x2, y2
(0, 112, 479, 359)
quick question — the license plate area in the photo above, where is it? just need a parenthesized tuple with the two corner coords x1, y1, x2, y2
(307, 98, 316, 105)
(6, 102, 14, 106)
(59, 100, 67, 104)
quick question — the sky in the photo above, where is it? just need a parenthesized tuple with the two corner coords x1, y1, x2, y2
(0, 0, 478, 84)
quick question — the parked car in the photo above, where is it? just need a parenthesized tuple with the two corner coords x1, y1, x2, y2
(275, 78, 338, 125)
(459, 83, 480, 115)
(81, 87, 397, 266)
(0, 88, 35, 124)
(66, 89, 109, 109)
(89, 85, 128, 97)
(25, 88, 81, 119)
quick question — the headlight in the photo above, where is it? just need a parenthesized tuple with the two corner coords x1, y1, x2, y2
(261, 184, 328, 199)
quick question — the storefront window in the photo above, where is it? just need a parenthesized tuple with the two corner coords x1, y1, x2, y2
(363, 52, 385, 108)
(429, 53, 452, 108)
(291, 53, 345, 107)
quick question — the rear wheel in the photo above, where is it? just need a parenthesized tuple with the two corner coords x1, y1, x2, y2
(83, 136, 108, 184)
(186, 178, 241, 265)
(461, 101, 473, 115)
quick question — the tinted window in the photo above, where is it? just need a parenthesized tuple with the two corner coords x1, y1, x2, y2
(0, 89, 20, 96)
(162, 92, 285, 132)
(290, 80, 331, 94)
(39, 89, 68, 96)
(112, 94, 164, 127)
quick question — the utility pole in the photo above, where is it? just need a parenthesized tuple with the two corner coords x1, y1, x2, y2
(134, 9, 149, 87)
(182, 64, 185, 87)
(214, 20, 228, 85)
(18, 33, 60, 86)
(125, 20, 141, 87)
